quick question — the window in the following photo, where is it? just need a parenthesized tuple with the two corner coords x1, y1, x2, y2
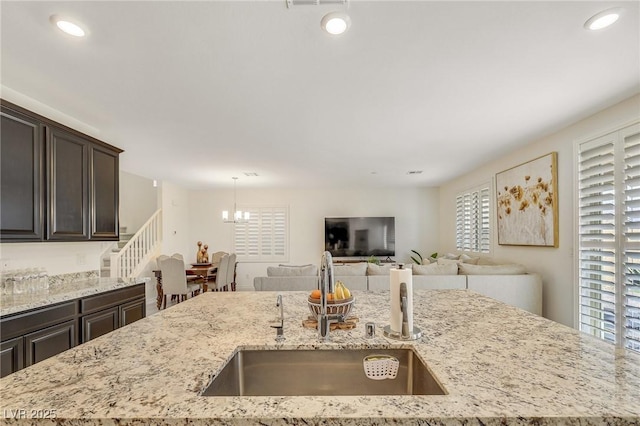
(455, 184, 490, 253)
(577, 122, 640, 353)
(233, 206, 289, 262)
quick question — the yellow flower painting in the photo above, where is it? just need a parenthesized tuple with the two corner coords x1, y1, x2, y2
(496, 152, 559, 247)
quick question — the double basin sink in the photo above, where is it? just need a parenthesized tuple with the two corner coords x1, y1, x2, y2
(202, 348, 446, 396)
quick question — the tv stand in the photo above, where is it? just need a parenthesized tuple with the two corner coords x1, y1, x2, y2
(333, 258, 395, 264)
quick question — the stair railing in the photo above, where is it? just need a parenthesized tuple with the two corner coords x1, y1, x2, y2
(111, 209, 162, 279)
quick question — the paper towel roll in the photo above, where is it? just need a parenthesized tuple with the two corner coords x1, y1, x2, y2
(390, 266, 413, 334)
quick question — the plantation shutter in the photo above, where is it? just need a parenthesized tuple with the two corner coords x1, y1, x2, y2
(234, 206, 289, 262)
(577, 122, 640, 353)
(456, 185, 490, 253)
(622, 127, 640, 352)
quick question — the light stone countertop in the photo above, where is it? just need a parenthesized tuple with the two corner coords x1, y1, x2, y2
(0, 277, 147, 317)
(0, 290, 639, 425)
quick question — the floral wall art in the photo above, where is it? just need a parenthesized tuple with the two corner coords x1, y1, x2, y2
(496, 152, 558, 247)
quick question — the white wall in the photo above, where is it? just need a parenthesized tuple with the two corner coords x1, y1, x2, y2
(183, 187, 440, 291)
(0, 241, 111, 275)
(119, 171, 159, 234)
(159, 181, 192, 260)
(438, 94, 640, 328)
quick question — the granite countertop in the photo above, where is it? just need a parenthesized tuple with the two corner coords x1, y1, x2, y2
(0, 277, 147, 317)
(0, 290, 639, 425)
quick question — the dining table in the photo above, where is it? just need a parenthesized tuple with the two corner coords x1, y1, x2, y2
(153, 263, 218, 310)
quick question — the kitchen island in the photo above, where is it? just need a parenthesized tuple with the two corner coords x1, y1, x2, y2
(0, 290, 638, 425)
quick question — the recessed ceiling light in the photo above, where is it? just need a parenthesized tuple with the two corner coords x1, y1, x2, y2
(584, 8, 623, 31)
(50, 15, 87, 37)
(321, 12, 351, 35)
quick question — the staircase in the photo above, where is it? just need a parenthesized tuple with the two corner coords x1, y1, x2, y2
(102, 209, 163, 279)
(100, 229, 134, 277)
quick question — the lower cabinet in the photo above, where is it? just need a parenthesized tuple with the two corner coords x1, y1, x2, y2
(0, 336, 24, 378)
(24, 320, 77, 366)
(0, 283, 145, 377)
(81, 307, 119, 343)
(120, 298, 145, 326)
(80, 283, 145, 343)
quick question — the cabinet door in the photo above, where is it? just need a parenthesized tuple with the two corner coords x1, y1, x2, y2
(81, 307, 119, 343)
(46, 127, 89, 240)
(90, 146, 119, 240)
(24, 320, 77, 366)
(0, 337, 24, 378)
(120, 298, 146, 327)
(0, 107, 43, 240)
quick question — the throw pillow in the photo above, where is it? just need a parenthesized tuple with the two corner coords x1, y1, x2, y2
(460, 254, 480, 264)
(437, 258, 461, 265)
(443, 253, 460, 260)
(366, 263, 394, 275)
(267, 265, 318, 277)
(458, 263, 527, 275)
(334, 263, 368, 276)
(279, 264, 313, 268)
(413, 263, 458, 275)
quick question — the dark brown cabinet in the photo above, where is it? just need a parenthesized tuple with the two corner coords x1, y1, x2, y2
(0, 283, 145, 377)
(91, 146, 119, 239)
(80, 284, 146, 343)
(81, 307, 119, 342)
(120, 298, 145, 326)
(0, 337, 24, 377)
(46, 126, 90, 240)
(24, 320, 77, 367)
(0, 100, 121, 242)
(0, 107, 44, 240)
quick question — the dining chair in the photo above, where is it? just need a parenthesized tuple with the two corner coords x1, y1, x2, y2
(210, 254, 231, 291)
(226, 253, 237, 291)
(211, 251, 227, 265)
(158, 255, 201, 309)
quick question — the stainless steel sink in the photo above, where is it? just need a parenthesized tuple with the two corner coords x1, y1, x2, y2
(202, 348, 447, 396)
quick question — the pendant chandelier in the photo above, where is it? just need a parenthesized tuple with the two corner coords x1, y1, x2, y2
(222, 177, 250, 223)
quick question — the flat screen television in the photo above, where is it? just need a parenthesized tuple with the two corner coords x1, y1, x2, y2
(324, 217, 395, 258)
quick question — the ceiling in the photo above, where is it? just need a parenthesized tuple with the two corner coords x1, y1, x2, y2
(1, 1, 638, 189)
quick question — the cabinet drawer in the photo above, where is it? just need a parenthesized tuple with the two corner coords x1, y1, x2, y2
(81, 284, 145, 314)
(24, 320, 77, 366)
(0, 301, 78, 341)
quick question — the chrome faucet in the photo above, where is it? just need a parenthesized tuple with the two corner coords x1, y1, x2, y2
(318, 251, 344, 341)
(271, 294, 285, 342)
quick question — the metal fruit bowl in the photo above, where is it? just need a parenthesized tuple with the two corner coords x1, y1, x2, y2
(307, 296, 354, 317)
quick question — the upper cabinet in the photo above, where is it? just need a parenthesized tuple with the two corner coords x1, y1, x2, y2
(0, 107, 44, 241)
(90, 145, 119, 239)
(0, 100, 122, 242)
(46, 126, 90, 240)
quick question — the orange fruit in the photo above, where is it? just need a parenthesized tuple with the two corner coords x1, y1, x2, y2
(310, 289, 321, 299)
(327, 293, 334, 301)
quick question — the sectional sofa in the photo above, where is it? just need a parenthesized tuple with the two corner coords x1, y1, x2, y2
(253, 259, 543, 315)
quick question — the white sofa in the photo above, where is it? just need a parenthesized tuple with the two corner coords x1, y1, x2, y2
(253, 261, 543, 316)
(252, 264, 319, 291)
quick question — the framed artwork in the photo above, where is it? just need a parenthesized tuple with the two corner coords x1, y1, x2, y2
(496, 152, 558, 247)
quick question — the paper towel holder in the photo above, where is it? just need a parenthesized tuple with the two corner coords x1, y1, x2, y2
(382, 325, 422, 341)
